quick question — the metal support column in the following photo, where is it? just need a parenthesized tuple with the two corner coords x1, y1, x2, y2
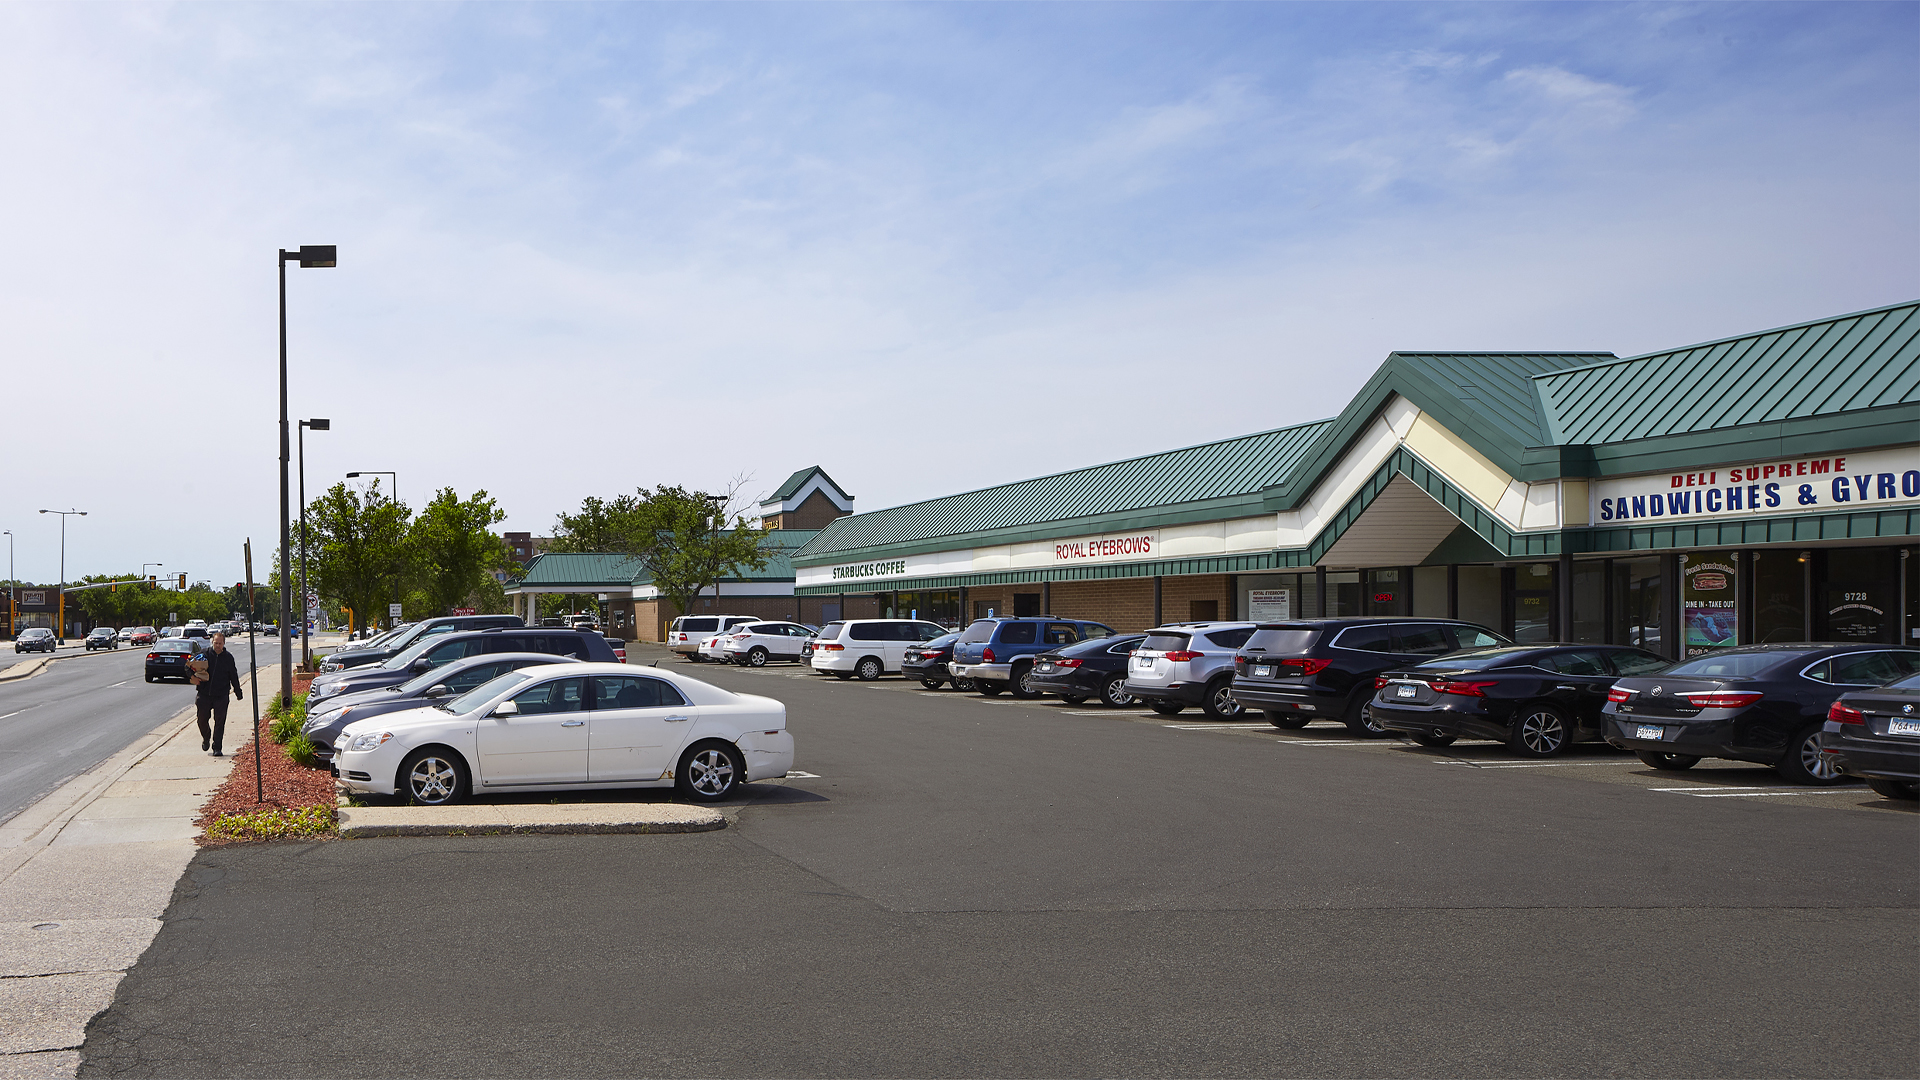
(1225, 575, 1237, 620)
(1802, 551, 1815, 643)
(1152, 577, 1162, 627)
(1446, 564, 1458, 620)
(1315, 566, 1327, 619)
(1040, 580, 1049, 616)
(1557, 550, 1573, 642)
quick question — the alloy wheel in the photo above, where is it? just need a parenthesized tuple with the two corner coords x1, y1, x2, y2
(684, 747, 736, 797)
(1515, 708, 1566, 756)
(407, 755, 460, 804)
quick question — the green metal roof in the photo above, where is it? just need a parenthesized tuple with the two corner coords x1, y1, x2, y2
(515, 552, 642, 589)
(1537, 301, 1920, 445)
(795, 422, 1331, 563)
(766, 466, 850, 503)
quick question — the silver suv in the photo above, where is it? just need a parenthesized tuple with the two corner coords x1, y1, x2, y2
(1124, 622, 1258, 717)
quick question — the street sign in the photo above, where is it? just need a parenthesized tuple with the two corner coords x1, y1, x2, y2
(389, 603, 404, 619)
(451, 607, 475, 616)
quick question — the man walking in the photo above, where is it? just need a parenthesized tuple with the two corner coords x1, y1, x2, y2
(195, 632, 244, 757)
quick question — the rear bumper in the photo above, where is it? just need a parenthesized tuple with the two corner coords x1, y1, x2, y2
(1226, 682, 1346, 715)
(902, 660, 948, 681)
(1125, 681, 1207, 705)
(952, 662, 1011, 682)
(1818, 730, 1920, 782)
(1029, 670, 1103, 696)
(1369, 700, 1509, 742)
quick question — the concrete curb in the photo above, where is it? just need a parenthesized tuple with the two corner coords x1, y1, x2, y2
(336, 803, 725, 838)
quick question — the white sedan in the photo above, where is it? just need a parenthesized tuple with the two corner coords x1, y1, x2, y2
(332, 662, 794, 806)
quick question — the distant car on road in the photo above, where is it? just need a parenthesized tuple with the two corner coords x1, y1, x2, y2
(129, 627, 158, 645)
(15, 628, 56, 654)
(145, 638, 203, 682)
(116, 627, 134, 643)
(85, 628, 119, 651)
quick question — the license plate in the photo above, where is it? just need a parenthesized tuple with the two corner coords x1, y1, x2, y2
(1037, 663, 1053, 672)
(1133, 656, 1154, 669)
(1396, 685, 1416, 699)
(1252, 665, 1272, 678)
(1635, 725, 1665, 740)
(1888, 719, 1920, 736)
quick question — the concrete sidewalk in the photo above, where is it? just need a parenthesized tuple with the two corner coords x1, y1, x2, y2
(0, 705, 246, 1079)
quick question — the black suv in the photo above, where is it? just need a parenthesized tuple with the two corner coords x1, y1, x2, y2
(318, 614, 522, 672)
(306, 626, 617, 704)
(1231, 618, 1508, 736)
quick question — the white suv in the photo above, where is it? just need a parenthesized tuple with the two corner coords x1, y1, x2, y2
(668, 615, 759, 661)
(810, 619, 950, 681)
(720, 622, 819, 667)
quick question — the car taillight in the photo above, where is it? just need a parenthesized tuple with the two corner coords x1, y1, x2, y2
(1164, 650, 1202, 662)
(1235, 656, 1247, 672)
(1430, 679, 1496, 697)
(147, 652, 158, 660)
(982, 647, 995, 663)
(1827, 701, 1866, 725)
(1680, 691, 1764, 708)
(1277, 658, 1331, 677)
(1606, 687, 1634, 702)
(819, 642, 844, 651)
(1053, 658, 1083, 668)
(1373, 675, 1390, 689)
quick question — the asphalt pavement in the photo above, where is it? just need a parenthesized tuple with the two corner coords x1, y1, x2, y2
(0, 639, 286, 828)
(79, 650, 1919, 1078)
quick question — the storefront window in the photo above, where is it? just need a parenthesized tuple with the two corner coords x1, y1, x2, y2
(1457, 566, 1501, 634)
(1324, 572, 1361, 617)
(1680, 550, 1739, 655)
(1412, 566, 1448, 618)
(1818, 547, 1901, 643)
(1240, 575, 1298, 622)
(1611, 558, 1663, 653)
(1512, 562, 1556, 644)
(1571, 561, 1606, 644)
(1365, 569, 1403, 616)
(1752, 551, 1803, 643)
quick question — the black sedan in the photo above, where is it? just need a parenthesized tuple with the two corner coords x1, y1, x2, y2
(144, 638, 203, 682)
(1029, 634, 1149, 707)
(85, 628, 119, 650)
(1604, 644, 1920, 784)
(904, 633, 972, 691)
(1371, 644, 1670, 756)
(303, 652, 579, 764)
(1818, 671, 1920, 801)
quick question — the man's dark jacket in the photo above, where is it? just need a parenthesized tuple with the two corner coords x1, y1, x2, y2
(197, 647, 243, 703)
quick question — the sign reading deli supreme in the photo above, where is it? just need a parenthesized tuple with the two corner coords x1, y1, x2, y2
(1593, 446, 1920, 524)
(830, 559, 908, 581)
(1053, 530, 1158, 563)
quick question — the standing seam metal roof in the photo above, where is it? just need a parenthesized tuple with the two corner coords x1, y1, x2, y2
(1536, 302, 1920, 445)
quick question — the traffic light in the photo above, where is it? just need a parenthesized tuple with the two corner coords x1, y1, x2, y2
(148, 575, 156, 585)
(111, 582, 117, 592)
(177, 573, 187, 590)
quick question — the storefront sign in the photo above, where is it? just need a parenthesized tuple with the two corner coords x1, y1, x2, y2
(829, 559, 908, 582)
(20, 590, 45, 608)
(1052, 530, 1158, 564)
(1594, 446, 1920, 524)
(1248, 589, 1291, 621)
(1682, 553, 1738, 656)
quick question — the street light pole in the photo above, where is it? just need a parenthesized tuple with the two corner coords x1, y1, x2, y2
(3, 530, 13, 640)
(38, 509, 86, 643)
(299, 419, 330, 667)
(278, 244, 335, 705)
(346, 471, 399, 629)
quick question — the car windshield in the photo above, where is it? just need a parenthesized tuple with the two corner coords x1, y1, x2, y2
(1411, 647, 1541, 671)
(815, 622, 845, 641)
(1243, 627, 1322, 654)
(1140, 631, 1192, 653)
(921, 633, 958, 649)
(1662, 652, 1807, 678)
(383, 636, 448, 670)
(1059, 634, 1141, 657)
(397, 659, 481, 694)
(443, 670, 532, 714)
(1889, 671, 1920, 689)
(958, 620, 997, 644)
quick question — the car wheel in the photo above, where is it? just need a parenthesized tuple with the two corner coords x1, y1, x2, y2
(1865, 777, 1920, 800)
(144, 675, 154, 683)
(747, 648, 768, 667)
(855, 657, 883, 681)
(1060, 695, 1088, 706)
(978, 682, 1005, 697)
(953, 676, 977, 692)
(920, 678, 944, 690)
(1150, 702, 1184, 716)
(1509, 705, 1570, 758)
(1101, 677, 1135, 708)
(1343, 696, 1389, 738)
(676, 742, 745, 802)
(834, 672, 853, 681)
(688, 653, 705, 663)
(1264, 709, 1310, 730)
(1635, 750, 1700, 771)
(1410, 729, 1457, 748)
(1009, 663, 1041, 699)
(1775, 723, 1848, 785)
(1202, 678, 1244, 719)
(399, 749, 466, 806)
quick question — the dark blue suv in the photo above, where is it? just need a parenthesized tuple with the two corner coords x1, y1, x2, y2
(949, 617, 1119, 698)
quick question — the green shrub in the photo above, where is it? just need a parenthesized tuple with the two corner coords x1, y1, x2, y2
(267, 693, 308, 743)
(204, 803, 334, 843)
(284, 732, 322, 769)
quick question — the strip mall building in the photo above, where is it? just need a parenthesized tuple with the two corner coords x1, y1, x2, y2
(792, 303, 1920, 657)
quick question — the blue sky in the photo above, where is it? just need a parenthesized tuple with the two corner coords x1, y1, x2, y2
(2, 2, 1915, 587)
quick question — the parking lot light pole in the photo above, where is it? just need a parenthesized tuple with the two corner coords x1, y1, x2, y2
(299, 419, 330, 667)
(4, 530, 13, 640)
(278, 245, 335, 706)
(346, 471, 398, 629)
(38, 509, 86, 643)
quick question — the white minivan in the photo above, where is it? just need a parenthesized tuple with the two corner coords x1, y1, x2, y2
(809, 619, 950, 681)
(669, 615, 759, 661)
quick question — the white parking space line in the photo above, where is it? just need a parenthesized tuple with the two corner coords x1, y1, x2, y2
(1648, 786, 1865, 798)
(1160, 723, 1272, 730)
(1271, 740, 1387, 747)
(1434, 760, 1609, 769)
(783, 771, 822, 779)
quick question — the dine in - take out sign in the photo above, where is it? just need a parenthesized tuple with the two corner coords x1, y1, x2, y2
(1593, 446, 1920, 524)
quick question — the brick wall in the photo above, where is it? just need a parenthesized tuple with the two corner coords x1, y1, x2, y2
(1042, 579, 1158, 632)
(960, 575, 1228, 632)
(767, 490, 850, 531)
(624, 593, 880, 642)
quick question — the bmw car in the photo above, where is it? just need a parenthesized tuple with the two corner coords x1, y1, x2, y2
(1818, 671, 1920, 800)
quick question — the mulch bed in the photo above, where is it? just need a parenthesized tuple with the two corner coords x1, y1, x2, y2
(193, 721, 339, 846)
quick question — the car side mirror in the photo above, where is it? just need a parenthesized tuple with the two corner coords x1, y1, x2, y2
(491, 700, 519, 717)
(411, 658, 432, 672)
(424, 684, 450, 699)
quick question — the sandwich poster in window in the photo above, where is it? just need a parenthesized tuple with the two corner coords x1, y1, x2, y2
(1681, 552, 1738, 656)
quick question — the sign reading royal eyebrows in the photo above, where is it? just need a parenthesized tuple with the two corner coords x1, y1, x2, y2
(830, 559, 908, 581)
(1594, 446, 1920, 524)
(1053, 531, 1158, 563)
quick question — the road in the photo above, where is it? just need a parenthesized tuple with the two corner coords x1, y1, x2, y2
(81, 651, 1917, 1077)
(0, 637, 289, 827)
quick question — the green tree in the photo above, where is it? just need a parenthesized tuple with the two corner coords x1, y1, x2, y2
(303, 480, 412, 632)
(407, 488, 508, 617)
(549, 494, 643, 553)
(553, 483, 770, 622)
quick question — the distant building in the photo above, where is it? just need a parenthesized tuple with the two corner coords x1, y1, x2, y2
(757, 467, 854, 530)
